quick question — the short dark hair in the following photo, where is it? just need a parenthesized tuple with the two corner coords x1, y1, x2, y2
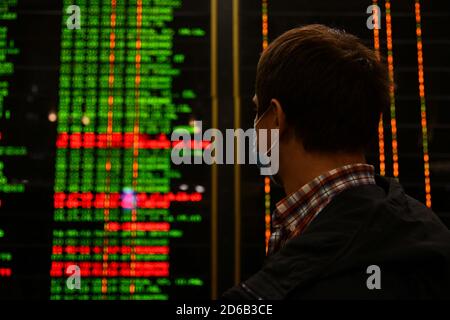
(255, 24, 390, 152)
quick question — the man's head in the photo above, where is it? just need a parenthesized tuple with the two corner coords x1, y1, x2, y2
(253, 24, 390, 192)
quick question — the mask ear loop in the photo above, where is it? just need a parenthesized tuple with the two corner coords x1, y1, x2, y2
(254, 104, 275, 128)
(253, 104, 280, 174)
(253, 105, 273, 164)
(258, 130, 279, 168)
(253, 103, 282, 181)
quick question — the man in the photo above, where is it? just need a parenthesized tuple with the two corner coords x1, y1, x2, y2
(223, 25, 450, 299)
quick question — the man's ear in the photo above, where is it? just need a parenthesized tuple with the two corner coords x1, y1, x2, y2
(271, 98, 287, 133)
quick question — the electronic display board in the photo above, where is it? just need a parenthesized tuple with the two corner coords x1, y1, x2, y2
(0, 0, 214, 300)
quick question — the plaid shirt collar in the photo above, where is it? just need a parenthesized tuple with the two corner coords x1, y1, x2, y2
(268, 163, 376, 255)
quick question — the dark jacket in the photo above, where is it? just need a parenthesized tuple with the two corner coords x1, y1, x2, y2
(223, 175, 450, 299)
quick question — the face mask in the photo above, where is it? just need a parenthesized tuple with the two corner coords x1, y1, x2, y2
(253, 107, 282, 185)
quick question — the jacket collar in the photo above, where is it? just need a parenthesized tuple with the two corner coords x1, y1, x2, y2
(243, 176, 391, 299)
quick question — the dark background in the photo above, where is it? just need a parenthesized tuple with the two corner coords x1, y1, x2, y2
(1, 0, 449, 299)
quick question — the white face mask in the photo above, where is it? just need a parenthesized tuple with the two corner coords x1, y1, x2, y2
(253, 107, 281, 182)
